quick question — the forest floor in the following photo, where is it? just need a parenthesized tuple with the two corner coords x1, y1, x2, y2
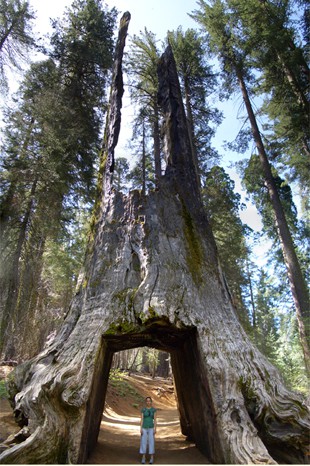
(0, 368, 211, 464)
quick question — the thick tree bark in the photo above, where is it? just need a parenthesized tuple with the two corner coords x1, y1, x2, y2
(98, 12, 131, 200)
(142, 119, 146, 195)
(184, 76, 201, 189)
(0, 29, 309, 466)
(152, 101, 162, 186)
(236, 67, 310, 375)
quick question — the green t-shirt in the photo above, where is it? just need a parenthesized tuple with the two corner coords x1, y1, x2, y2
(141, 407, 157, 428)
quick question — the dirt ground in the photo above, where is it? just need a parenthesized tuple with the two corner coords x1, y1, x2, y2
(0, 370, 210, 464)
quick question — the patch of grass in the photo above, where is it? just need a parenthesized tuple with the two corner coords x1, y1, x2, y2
(109, 369, 144, 403)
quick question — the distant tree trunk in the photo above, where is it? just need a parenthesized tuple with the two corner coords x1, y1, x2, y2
(150, 349, 157, 379)
(0, 178, 37, 360)
(111, 351, 120, 369)
(0, 24, 309, 466)
(156, 351, 169, 378)
(128, 348, 139, 374)
(141, 348, 149, 374)
(15, 235, 46, 359)
(236, 66, 310, 375)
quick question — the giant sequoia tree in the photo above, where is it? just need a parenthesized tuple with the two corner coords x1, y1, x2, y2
(0, 12, 309, 465)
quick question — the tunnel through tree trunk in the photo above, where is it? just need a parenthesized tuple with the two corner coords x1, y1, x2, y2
(78, 321, 220, 464)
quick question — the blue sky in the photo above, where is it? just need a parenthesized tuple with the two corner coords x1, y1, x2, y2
(30, 0, 199, 39)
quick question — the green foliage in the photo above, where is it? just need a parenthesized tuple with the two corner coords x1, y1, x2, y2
(275, 314, 308, 394)
(232, 0, 310, 186)
(251, 270, 279, 363)
(0, 0, 36, 89)
(126, 28, 159, 110)
(0, 379, 8, 399)
(109, 369, 144, 403)
(50, 0, 116, 112)
(124, 113, 156, 194)
(109, 368, 125, 383)
(125, 29, 162, 184)
(145, 348, 159, 378)
(238, 154, 299, 241)
(193, 0, 309, 189)
(248, 266, 308, 394)
(41, 209, 90, 310)
(114, 157, 130, 191)
(202, 166, 250, 323)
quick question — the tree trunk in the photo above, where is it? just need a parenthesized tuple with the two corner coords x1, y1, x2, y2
(152, 101, 162, 186)
(141, 348, 150, 374)
(184, 76, 201, 189)
(157, 351, 170, 378)
(246, 260, 256, 327)
(0, 27, 309, 465)
(236, 66, 310, 375)
(142, 118, 146, 195)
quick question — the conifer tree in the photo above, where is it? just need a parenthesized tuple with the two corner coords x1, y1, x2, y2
(0, 0, 36, 89)
(125, 29, 162, 185)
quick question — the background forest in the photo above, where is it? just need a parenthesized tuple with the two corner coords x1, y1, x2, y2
(0, 0, 308, 394)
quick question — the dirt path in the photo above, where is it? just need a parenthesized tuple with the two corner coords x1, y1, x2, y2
(87, 374, 211, 464)
(87, 405, 210, 464)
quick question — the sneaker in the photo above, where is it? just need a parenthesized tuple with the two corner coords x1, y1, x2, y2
(141, 458, 146, 464)
(149, 459, 153, 464)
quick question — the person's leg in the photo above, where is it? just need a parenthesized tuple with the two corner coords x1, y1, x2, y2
(148, 428, 155, 463)
(140, 428, 147, 463)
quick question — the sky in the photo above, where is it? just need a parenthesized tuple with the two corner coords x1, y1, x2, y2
(30, 0, 199, 39)
(24, 1, 264, 238)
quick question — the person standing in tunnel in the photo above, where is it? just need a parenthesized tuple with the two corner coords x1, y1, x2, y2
(140, 396, 157, 464)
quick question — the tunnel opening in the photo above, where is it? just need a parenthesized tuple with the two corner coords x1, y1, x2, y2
(78, 319, 223, 464)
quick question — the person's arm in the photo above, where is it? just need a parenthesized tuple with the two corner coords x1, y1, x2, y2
(140, 411, 144, 434)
